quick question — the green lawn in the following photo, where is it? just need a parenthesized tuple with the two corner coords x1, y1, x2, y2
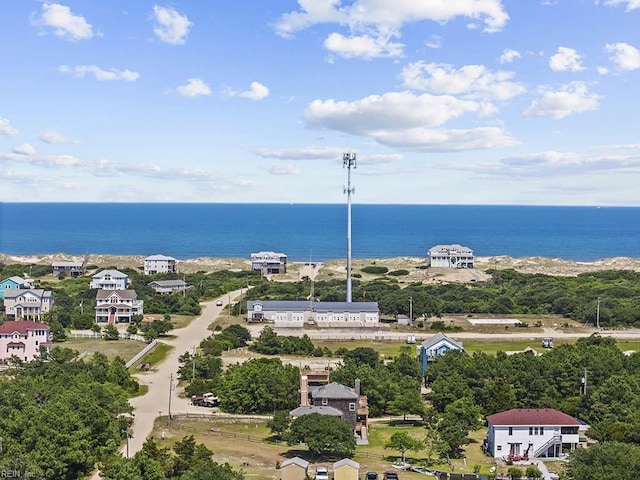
(62, 338, 147, 362)
(129, 342, 173, 373)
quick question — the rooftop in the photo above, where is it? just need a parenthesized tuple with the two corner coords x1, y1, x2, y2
(0, 321, 49, 334)
(487, 408, 580, 426)
(247, 300, 379, 313)
(145, 254, 177, 261)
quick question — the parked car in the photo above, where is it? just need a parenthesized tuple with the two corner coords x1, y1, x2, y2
(365, 472, 379, 480)
(315, 467, 329, 480)
(216, 300, 223, 306)
(383, 471, 399, 480)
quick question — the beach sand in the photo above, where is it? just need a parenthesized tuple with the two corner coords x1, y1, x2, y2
(3, 253, 640, 284)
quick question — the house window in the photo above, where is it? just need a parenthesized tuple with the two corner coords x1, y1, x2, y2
(497, 446, 502, 451)
(508, 427, 513, 436)
(349, 403, 356, 412)
(540, 427, 544, 435)
(322, 398, 328, 406)
(529, 427, 533, 435)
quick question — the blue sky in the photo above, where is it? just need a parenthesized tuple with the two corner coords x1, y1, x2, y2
(1, 1, 640, 205)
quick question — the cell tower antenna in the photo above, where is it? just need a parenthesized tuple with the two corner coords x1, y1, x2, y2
(343, 152, 356, 303)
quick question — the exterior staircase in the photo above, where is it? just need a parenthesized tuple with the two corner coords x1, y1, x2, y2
(534, 434, 561, 458)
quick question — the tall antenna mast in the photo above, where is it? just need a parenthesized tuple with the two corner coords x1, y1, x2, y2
(343, 152, 356, 303)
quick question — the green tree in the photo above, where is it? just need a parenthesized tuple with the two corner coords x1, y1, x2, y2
(267, 410, 291, 440)
(103, 324, 120, 340)
(384, 431, 424, 463)
(438, 397, 482, 455)
(287, 413, 355, 458)
(567, 442, 640, 480)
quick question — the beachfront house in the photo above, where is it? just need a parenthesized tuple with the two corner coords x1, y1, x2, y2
(246, 300, 380, 327)
(52, 261, 85, 278)
(3, 289, 54, 321)
(251, 251, 287, 274)
(0, 321, 51, 363)
(144, 254, 178, 275)
(418, 332, 464, 375)
(485, 408, 583, 459)
(428, 244, 475, 268)
(95, 289, 143, 324)
(148, 279, 189, 294)
(0, 276, 31, 299)
(90, 270, 129, 290)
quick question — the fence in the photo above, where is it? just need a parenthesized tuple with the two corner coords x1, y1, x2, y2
(67, 331, 147, 342)
(125, 339, 158, 368)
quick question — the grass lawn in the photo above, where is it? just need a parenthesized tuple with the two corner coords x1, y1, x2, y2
(169, 315, 197, 329)
(129, 342, 173, 373)
(150, 417, 502, 480)
(62, 337, 147, 362)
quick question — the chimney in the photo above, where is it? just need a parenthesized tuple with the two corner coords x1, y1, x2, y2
(354, 378, 360, 396)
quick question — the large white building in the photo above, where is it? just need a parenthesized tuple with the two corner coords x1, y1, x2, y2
(95, 289, 144, 324)
(90, 270, 130, 290)
(251, 251, 287, 274)
(486, 408, 582, 459)
(246, 300, 379, 327)
(3, 289, 54, 321)
(144, 254, 178, 275)
(428, 244, 474, 269)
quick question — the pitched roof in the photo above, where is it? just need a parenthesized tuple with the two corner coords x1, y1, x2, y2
(312, 382, 359, 400)
(52, 262, 83, 267)
(0, 321, 49, 334)
(148, 280, 187, 288)
(281, 457, 309, 469)
(421, 332, 463, 350)
(96, 289, 137, 300)
(487, 408, 580, 426)
(333, 458, 359, 470)
(289, 405, 343, 417)
(145, 254, 176, 261)
(92, 269, 127, 278)
(2, 276, 26, 285)
(4, 289, 52, 300)
(247, 300, 379, 313)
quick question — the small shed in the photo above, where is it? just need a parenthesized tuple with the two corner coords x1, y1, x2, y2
(396, 314, 411, 326)
(281, 457, 309, 480)
(333, 458, 359, 480)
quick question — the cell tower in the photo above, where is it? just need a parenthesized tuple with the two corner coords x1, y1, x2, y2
(343, 152, 356, 303)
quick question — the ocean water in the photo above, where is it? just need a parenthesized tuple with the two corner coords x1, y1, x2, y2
(0, 203, 639, 262)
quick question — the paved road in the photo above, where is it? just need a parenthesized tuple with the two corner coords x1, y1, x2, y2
(118, 290, 243, 459)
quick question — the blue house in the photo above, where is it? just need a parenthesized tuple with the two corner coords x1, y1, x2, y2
(0, 276, 29, 299)
(419, 332, 464, 375)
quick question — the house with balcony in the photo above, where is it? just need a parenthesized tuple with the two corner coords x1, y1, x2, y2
(3, 289, 54, 321)
(0, 276, 30, 299)
(428, 244, 475, 268)
(291, 371, 370, 445)
(251, 251, 287, 274)
(95, 290, 143, 324)
(52, 261, 85, 278)
(0, 321, 51, 363)
(144, 254, 178, 275)
(148, 279, 189, 294)
(246, 300, 380, 327)
(90, 270, 129, 290)
(419, 332, 464, 375)
(485, 408, 583, 459)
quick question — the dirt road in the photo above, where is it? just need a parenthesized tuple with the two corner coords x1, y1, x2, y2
(125, 289, 243, 456)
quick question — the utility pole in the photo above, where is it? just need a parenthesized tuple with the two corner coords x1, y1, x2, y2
(122, 429, 130, 458)
(581, 368, 588, 396)
(343, 152, 356, 303)
(409, 296, 413, 325)
(596, 297, 601, 329)
(168, 373, 173, 427)
(192, 345, 196, 382)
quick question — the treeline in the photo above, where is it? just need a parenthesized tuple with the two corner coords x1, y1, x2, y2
(427, 335, 640, 444)
(243, 269, 640, 327)
(250, 326, 332, 356)
(0, 348, 139, 480)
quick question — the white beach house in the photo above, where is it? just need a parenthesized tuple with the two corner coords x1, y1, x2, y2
(251, 251, 287, 274)
(95, 289, 144, 324)
(90, 270, 130, 290)
(246, 300, 379, 327)
(428, 244, 475, 268)
(144, 254, 178, 275)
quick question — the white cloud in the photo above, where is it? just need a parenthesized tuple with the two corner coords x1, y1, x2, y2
(264, 164, 301, 175)
(0, 118, 19, 136)
(226, 82, 270, 100)
(401, 62, 526, 101)
(152, 5, 192, 45)
(500, 49, 521, 63)
(255, 146, 342, 160)
(174, 78, 212, 97)
(304, 91, 515, 152)
(275, 0, 509, 37)
(597, 66, 610, 75)
(58, 65, 139, 82)
(549, 47, 585, 72)
(12, 144, 36, 156)
(425, 35, 441, 49)
(39, 130, 69, 144)
(602, 0, 640, 11)
(324, 32, 404, 59)
(524, 82, 602, 119)
(31, 3, 93, 41)
(605, 42, 640, 71)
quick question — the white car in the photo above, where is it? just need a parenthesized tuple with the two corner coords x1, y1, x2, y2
(315, 468, 329, 480)
(216, 300, 223, 306)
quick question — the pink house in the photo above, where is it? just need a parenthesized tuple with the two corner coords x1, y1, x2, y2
(0, 321, 51, 363)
